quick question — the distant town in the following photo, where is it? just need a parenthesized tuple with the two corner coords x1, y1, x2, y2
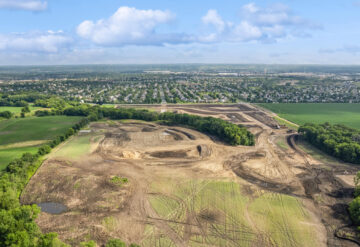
(0, 65, 359, 104)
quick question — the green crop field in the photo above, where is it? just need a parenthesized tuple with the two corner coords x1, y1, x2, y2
(0, 116, 82, 170)
(257, 103, 360, 129)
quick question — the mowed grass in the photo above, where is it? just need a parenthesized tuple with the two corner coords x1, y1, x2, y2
(249, 192, 318, 247)
(51, 134, 93, 160)
(147, 178, 320, 247)
(257, 103, 360, 129)
(0, 105, 42, 114)
(0, 116, 82, 170)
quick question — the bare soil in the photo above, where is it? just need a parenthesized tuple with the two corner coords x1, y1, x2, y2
(21, 104, 359, 247)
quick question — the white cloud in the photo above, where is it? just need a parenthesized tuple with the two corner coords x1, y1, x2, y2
(202, 10, 226, 32)
(232, 21, 262, 41)
(201, 3, 320, 43)
(77, 6, 191, 46)
(0, 31, 72, 53)
(75, 4, 318, 48)
(0, 0, 47, 11)
(243, 3, 258, 14)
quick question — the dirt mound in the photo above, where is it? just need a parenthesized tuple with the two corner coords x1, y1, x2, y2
(302, 178, 321, 196)
(168, 128, 196, 140)
(141, 127, 156, 132)
(224, 152, 299, 194)
(119, 151, 141, 159)
(150, 150, 189, 158)
(197, 144, 211, 158)
(164, 130, 183, 140)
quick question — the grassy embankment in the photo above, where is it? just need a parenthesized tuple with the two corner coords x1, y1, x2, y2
(0, 116, 82, 170)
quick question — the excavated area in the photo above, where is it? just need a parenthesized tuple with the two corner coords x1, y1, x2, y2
(20, 104, 360, 247)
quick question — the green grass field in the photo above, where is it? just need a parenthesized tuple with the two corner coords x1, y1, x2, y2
(0, 105, 42, 114)
(146, 178, 320, 247)
(51, 134, 93, 160)
(0, 116, 82, 170)
(257, 103, 360, 129)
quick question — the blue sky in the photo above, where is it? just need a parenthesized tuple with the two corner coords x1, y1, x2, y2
(0, 0, 359, 65)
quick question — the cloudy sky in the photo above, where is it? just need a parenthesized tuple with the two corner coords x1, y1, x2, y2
(0, 0, 359, 65)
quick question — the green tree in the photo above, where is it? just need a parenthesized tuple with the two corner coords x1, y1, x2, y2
(355, 172, 360, 197)
(80, 240, 96, 247)
(38, 145, 52, 155)
(0, 111, 12, 119)
(349, 196, 360, 225)
(22, 105, 31, 113)
(105, 239, 126, 247)
(38, 232, 69, 247)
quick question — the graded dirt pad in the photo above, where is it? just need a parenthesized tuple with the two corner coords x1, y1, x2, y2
(21, 104, 357, 247)
(226, 113, 250, 123)
(245, 111, 280, 129)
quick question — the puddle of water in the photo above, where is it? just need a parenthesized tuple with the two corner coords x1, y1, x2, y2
(37, 202, 67, 214)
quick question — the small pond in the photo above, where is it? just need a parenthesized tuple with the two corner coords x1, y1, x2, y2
(37, 202, 68, 214)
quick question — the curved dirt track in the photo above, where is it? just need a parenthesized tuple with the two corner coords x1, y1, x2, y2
(21, 104, 359, 247)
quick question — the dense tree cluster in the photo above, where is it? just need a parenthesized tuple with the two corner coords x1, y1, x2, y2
(349, 172, 360, 231)
(34, 97, 69, 109)
(0, 117, 89, 246)
(0, 111, 12, 119)
(105, 239, 139, 247)
(0, 93, 47, 107)
(299, 123, 360, 164)
(60, 105, 255, 146)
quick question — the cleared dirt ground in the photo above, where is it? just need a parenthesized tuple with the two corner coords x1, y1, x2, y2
(21, 104, 359, 247)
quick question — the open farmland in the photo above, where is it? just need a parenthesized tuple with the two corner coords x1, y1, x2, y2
(21, 104, 360, 247)
(0, 116, 82, 169)
(0, 105, 41, 114)
(257, 103, 360, 129)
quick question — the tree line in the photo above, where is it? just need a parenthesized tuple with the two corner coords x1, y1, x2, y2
(348, 172, 360, 235)
(0, 114, 139, 246)
(0, 100, 254, 246)
(299, 123, 360, 164)
(0, 93, 47, 107)
(0, 117, 89, 246)
(45, 105, 255, 146)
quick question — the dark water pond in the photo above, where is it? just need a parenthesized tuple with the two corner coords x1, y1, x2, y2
(37, 202, 67, 214)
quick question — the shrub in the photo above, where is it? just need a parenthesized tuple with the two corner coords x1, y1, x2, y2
(106, 239, 126, 247)
(350, 196, 360, 225)
(80, 240, 96, 247)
